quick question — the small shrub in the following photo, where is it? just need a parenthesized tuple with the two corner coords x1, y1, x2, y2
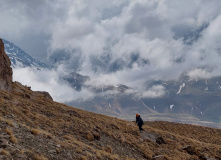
(86, 152, 92, 158)
(96, 152, 102, 159)
(56, 148, 60, 154)
(92, 132, 100, 140)
(5, 128, 18, 144)
(31, 129, 40, 135)
(80, 156, 87, 160)
(76, 148, 82, 153)
(143, 149, 152, 159)
(0, 149, 9, 155)
(6, 120, 15, 127)
(86, 132, 94, 141)
(5, 128, 12, 135)
(109, 154, 119, 160)
(33, 154, 48, 160)
(10, 135, 18, 144)
(19, 150, 25, 154)
(104, 145, 112, 154)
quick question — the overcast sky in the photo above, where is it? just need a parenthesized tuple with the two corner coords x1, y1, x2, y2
(1, 0, 221, 102)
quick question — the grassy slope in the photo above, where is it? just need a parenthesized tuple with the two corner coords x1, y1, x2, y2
(0, 82, 220, 160)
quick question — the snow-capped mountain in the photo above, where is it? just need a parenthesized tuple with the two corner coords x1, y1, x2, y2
(3, 39, 50, 69)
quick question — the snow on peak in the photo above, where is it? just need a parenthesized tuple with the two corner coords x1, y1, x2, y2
(2, 39, 50, 69)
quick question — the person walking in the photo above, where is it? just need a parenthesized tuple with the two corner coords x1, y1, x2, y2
(136, 114, 144, 131)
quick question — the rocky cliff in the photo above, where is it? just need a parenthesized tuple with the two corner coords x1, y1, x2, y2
(0, 39, 12, 91)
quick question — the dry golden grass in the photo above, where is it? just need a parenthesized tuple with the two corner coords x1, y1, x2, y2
(29, 127, 52, 137)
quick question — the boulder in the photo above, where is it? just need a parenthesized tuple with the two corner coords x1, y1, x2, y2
(36, 91, 53, 100)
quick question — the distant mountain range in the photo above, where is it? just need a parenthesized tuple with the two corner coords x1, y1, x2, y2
(3, 38, 221, 128)
(3, 39, 50, 69)
(68, 74, 221, 126)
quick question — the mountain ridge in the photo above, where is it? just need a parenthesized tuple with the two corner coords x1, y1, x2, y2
(3, 39, 50, 69)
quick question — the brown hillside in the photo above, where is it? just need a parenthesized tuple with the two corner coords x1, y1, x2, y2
(0, 82, 220, 160)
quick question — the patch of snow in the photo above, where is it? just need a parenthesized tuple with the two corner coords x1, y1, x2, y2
(109, 103, 111, 108)
(176, 83, 185, 94)
(204, 86, 208, 91)
(5, 43, 10, 47)
(170, 105, 174, 110)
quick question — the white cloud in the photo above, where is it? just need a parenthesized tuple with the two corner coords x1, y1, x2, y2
(140, 85, 166, 98)
(12, 67, 93, 102)
(3, 0, 221, 101)
(124, 85, 166, 99)
(187, 68, 212, 79)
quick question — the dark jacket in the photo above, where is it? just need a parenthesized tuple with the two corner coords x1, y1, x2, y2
(136, 115, 143, 125)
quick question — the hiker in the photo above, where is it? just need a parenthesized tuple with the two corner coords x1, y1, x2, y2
(136, 114, 144, 131)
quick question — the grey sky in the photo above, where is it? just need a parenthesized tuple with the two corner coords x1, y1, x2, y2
(2, 0, 221, 101)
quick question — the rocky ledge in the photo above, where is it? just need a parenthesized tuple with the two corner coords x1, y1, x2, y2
(0, 39, 12, 91)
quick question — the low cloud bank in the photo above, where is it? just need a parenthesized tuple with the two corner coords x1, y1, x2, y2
(13, 67, 93, 102)
(12, 66, 167, 102)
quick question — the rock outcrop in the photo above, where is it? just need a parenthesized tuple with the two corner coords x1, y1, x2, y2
(0, 39, 13, 91)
